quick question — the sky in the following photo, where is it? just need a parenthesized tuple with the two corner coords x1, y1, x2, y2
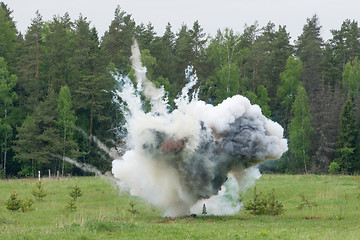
(4, 0, 360, 42)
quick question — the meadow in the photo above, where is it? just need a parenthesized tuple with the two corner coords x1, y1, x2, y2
(0, 174, 359, 240)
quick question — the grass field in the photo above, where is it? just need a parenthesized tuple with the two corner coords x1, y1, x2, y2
(1, 174, 360, 239)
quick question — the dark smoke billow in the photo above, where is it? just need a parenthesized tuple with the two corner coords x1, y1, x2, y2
(111, 41, 287, 216)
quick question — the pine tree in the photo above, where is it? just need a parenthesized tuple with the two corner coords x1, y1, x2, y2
(14, 90, 62, 176)
(330, 19, 360, 73)
(12, 116, 38, 176)
(296, 15, 323, 91)
(335, 98, 358, 173)
(43, 13, 75, 94)
(288, 85, 314, 173)
(72, 16, 102, 141)
(143, 23, 177, 101)
(189, 20, 207, 72)
(319, 43, 340, 86)
(141, 24, 178, 101)
(295, 15, 341, 172)
(101, 6, 135, 72)
(0, 3, 17, 70)
(135, 22, 157, 51)
(267, 25, 293, 98)
(174, 24, 194, 91)
(18, 10, 45, 112)
(69, 16, 115, 172)
(73, 21, 114, 143)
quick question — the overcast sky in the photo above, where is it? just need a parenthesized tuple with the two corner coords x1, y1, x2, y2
(4, 0, 360, 42)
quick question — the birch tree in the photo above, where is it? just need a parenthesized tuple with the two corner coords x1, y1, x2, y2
(57, 85, 76, 176)
(288, 85, 314, 173)
(0, 57, 17, 177)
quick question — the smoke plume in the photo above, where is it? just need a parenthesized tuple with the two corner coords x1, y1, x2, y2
(111, 41, 287, 217)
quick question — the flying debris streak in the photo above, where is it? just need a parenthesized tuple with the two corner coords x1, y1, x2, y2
(52, 154, 103, 176)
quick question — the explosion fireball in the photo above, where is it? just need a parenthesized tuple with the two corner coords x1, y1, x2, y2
(111, 41, 287, 217)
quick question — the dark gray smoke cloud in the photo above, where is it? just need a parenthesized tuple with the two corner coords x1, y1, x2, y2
(140, 113, 285, 202)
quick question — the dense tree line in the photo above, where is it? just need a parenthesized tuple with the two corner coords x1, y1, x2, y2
(1, 3, 360, 177)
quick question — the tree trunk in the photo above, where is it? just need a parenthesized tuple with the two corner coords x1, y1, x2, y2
(62, 126, 66, 176)
(48, 70, 51, 96)
(32, 159, 34, 178)
(3, 103, 7, 177)
(36, 37, 39, 102)
(4, 132, 6, 178)
(89, 84, 95, 143)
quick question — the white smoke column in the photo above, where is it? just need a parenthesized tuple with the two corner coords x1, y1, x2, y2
(111, 41, 288, 217)
(130, 40, 168, 114)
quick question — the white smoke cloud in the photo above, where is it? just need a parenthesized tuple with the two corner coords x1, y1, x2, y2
(111, 41, 288, 217)
(190, 168, 261, 216)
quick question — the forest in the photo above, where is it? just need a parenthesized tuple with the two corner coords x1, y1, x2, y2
(1, 2, 360, 178)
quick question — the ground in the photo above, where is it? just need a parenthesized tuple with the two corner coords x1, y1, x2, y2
(0, 174, 359, 239)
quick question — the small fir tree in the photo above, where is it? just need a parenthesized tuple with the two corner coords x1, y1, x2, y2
(20, 198, 34, 212)
(32, 181, 47, 200)
(66, 185, 83, 211)
(202, 204, 207, 215)
(298, 192, 318, 210)
(6, 191, 21, 211)
(66, 198, 77, 211)
(244, 187, 284, 215)
(128, 200, 138, 215)
(70, 185, 83, 200)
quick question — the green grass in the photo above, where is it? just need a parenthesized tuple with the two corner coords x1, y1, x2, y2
(1, 174, 360, 239)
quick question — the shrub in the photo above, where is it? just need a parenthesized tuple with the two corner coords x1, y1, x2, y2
(66, 198, 77, 211)
(66, 185, 83, 211)
(32, 181, 47, 200)
(298, 192, 318, 209)
(244, 187, 284, 216)
(70, 185, 83, 200)
(267, 189, 285, 216)
(20, 198, 34, 212)
(6, 191, 22, 211)
(128, 201, 138, 215)
(6, 191, 34, 212)
(328, 162, 340, 174)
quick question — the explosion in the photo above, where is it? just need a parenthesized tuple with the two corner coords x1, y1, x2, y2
(111, 41, 287, 216)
